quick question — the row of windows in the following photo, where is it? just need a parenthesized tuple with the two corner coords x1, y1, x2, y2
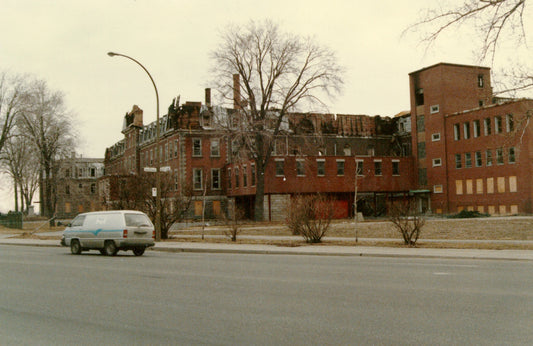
(65, 183, 97, 195)
(192, 138, 220, 157)
(432, 176, 518, 197)
(453, 114, 514, 141)
(63, 202, 98, 215)
(64, 167, 100, 178)
(137, 138, 221, 170)
(452, 176, 517, 195)
(451, 147, 516, 169)
(273, 159, 401, 177)
(192, 168, 222, 191)
(227, 164, 256, 190)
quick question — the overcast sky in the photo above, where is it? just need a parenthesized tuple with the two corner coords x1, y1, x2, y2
(0, 0, 520, 212)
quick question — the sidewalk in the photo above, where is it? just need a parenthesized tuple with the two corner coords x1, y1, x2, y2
(1, 236, 533, 261)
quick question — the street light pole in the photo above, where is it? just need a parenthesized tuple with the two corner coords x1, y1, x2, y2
(107, 51, 161, 242)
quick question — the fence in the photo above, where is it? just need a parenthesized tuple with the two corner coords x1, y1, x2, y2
(0, 211, 23, 229)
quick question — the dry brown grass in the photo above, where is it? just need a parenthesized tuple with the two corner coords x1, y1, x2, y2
(3, 216, 533, 250)
(166, 217, 533, 250)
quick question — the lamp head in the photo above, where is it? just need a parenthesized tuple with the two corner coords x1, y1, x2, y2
(107, 52, 117, 57)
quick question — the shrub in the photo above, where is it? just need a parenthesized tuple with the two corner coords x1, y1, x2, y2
(286, 194, 334, 243)
(389, 200, 425, 246)
(448, 210, 490, 219)
(222, 207, 246, 242)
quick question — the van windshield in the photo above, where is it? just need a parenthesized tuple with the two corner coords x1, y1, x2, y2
(71, 215, 85, 227)
(125, 213, 153, 227)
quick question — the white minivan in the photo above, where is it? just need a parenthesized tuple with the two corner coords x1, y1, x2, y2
(62, 210, 155, 256)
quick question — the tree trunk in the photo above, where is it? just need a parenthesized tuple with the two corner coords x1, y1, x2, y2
(254, 168, 265, 221)
(13, 180, 19, 212)
(43, 161, 54, 218)
(39, 169, 44, 215)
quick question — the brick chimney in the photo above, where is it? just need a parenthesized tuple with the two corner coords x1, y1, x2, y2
(233, 74, 241, 109)
(205, 88, 211, 107)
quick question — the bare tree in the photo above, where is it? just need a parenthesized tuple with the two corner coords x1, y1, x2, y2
(287, 194, 334, 243)
(1, 132, 40, 213)
(406, 0, 532, 94)
(0, 72, 26, 157)
(19, 79, 76, 218)
(106, 173, 193, 239)
(210, 20, 344, 221)
(389, 200, 425, 247)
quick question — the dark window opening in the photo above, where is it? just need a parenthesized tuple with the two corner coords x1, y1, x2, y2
(415, 88, 424, 106)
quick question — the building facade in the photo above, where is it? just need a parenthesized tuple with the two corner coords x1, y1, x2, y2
(101, 87, 413, 221)
(100, 63, 533, 220)
(55, 153, 105, 219)
(409, 62, 533, 214)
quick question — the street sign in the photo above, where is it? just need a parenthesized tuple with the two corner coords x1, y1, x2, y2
(152, 188, 157, 197)
(161, 166, 171, 172)
(144, 167, 157, 172)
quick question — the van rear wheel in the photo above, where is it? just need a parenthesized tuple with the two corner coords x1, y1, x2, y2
(70, 240, 82, 255)
(103, 241, 118, 256)
(133, 247, 145, 256)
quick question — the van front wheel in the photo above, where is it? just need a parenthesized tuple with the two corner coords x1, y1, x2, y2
(103, 241, 118, 256)
(70, 240, 82, 255)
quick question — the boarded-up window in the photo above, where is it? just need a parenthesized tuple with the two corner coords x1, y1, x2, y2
(212, 200, 221, 216)
(510, 205, 518, 214)
(78, 204, 84, 213)
(456, 180, 463, 195)
(65, 202, 71, 213)
(488, 205, 496, 215)
(499, 205, 506, 215)
(466, 179, 473, 194)
(509, 176, 517, 192)
(487, 178, 494, 194)
(467, 206, 474, 211)
(477, 206, 485, 213)
(194, 201, 203, 216)
(476, 179, 483, 194)
(457, 206, 464, 212)
(497, 177, 505, 193)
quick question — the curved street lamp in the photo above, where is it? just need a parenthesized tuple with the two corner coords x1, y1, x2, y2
(107, 51, 161, 242)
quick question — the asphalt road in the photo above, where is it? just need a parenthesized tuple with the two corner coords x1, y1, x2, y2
(1, 246, 532, 345)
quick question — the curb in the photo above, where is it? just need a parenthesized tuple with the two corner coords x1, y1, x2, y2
(1, 240, 533, 261)
(150, 246, 533, 261)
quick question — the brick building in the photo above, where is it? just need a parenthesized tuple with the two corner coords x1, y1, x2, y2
(101, 95, 231, 220)
(101, 85, 413, 221)
(101, 63, 533, 220)
(55, 153, 104, 218)
(409, 62, 533, 214)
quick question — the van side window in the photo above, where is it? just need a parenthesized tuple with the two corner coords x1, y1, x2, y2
(71, 215, 85, 227)
(125, 213, 153, 227)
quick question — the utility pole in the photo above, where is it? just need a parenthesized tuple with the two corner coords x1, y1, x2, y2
(354, 157, 358, 243)
(107, 51, 162, 241)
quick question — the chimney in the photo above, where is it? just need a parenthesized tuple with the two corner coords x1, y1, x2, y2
(233, 74, 241, 109)
(205, 88, 211, 107)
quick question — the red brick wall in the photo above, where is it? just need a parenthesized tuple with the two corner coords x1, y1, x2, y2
(226, 156, 415, 196)
(444, 100, 533, 214)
